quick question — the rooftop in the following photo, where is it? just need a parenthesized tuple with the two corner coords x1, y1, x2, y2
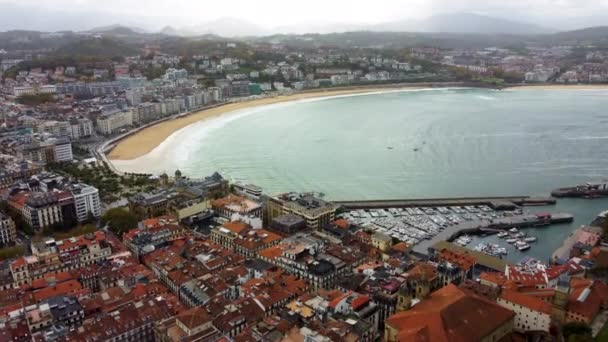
(386, 284, 514, 342)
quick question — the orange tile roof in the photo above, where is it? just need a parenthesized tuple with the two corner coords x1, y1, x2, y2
(328, 291, 351, 308)
(333, 219, 350, 230)
(568, 278, 604, 321)
(439, 249, 475, 271)
(142, 216, 177, 229)
(57, 231, 106, 252)
(30, 271, 73, 290)
(406, 262, 438, 282)
(351, 295, 370, 310)
(222, 221, 250, 234)
(391, 242, 410, 253)
(32, 279, 83, 302)
(258, 244, 286, 260)
(8, 192, 29, 210)
(506, 265, 547, 287)
(10, 257, 27, 269)
(479, 272, 508, 286)
(386, 284, 514, 342)
(177, 307, 213, 330)
(500, 290, 552, 315)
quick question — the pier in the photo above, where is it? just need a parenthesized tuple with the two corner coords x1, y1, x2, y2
(337, 195, 573, 258)
(412, 212, 573, 255)
(334, 196, 556, 210)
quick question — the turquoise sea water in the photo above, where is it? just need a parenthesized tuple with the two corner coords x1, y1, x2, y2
(114, 88, 608, 262)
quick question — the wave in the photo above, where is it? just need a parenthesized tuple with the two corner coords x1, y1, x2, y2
(111, 87, 471, 173)
(565, 135, 608, 141)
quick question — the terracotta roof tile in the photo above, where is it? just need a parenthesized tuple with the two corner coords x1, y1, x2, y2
(500, 290, 552, 314)
(386, 284, 514, 342)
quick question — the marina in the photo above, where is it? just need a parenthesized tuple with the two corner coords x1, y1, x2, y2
(337, 200, 573, 257)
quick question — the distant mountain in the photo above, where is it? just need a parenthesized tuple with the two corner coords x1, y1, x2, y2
(180, 17, 266, 37)
(545, 26, 608, 45)
(373, 13, 554, 35)
(88, 24, 147, 34)
(160, 26, 180, 36)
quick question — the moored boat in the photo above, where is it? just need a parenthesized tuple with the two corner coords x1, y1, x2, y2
(552, 181, 608, 198)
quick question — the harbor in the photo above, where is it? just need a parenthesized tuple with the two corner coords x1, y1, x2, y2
(334, 196, 556, 210)
(336, 198, 574, 257)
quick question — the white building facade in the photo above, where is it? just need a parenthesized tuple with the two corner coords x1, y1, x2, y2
(69, 184, 102, 222)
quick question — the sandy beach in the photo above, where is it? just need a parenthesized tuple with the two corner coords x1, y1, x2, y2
(107, 82, 608, 161)
(506, 84, 608, 91)
(107, 85, 430, 160)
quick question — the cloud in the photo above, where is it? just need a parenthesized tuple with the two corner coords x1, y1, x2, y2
(0, 0, 607, 32)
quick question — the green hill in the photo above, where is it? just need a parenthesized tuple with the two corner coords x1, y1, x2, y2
(53, 37, 140, 58)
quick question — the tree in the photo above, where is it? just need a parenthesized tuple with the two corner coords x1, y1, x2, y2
(17, 93, 55, 106)
(101, 208, 138, 236)
(600, 217, 608, 237)
(84, 211, 96, 225)
(0, 246, 26, 261)
(562, 322, 592, 342)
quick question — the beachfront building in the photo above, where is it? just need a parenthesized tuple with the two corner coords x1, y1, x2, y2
(265, 192, 337, 230)
(233, 183, 263, 199)
(96, 109, 133, 135)
(69, 117, 94, 140)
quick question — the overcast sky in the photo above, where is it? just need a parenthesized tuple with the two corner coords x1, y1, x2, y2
(1, 0, 608, 32)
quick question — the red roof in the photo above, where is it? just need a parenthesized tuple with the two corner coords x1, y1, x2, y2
(568, 278, 603, 321)
(333, 219, 350, 230)
(351, 295, 370, 310)
(222, 221, 250, 234)
(328, 291, 351, 308)
(386, 284, 515, 342)
(479, 272, 508, 287)
(32, 279, 83, 302)
(500, 290, 552, 315)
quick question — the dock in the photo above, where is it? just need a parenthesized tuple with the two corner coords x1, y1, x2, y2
(333, 196, 556, 210)
(412, 212, 573, 255)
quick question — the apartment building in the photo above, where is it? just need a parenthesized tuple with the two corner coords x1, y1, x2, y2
(266, 193, 337, 231)
(96, 109, 133, 135)
(66, 183, 102, 222)
(0, 213, 16, 246)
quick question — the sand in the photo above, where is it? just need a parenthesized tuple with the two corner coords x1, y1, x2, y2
(506, 84, 608, 91)
(107, 85, 428, 160)
(107, 83, 608, 161)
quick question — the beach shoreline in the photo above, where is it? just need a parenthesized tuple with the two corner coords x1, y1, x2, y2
(106, 82, 608, 161)
(504, 84, 608, 91)
(107, 83, 448, 161)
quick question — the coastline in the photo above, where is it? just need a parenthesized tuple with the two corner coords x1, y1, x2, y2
(108, 84, 448, 161)
(505, 84, 608, 91)
(106, 82, 608, 161)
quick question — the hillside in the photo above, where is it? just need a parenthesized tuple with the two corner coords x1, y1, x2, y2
(52, 37, 140, 57)
(373, 13, 554, 35)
